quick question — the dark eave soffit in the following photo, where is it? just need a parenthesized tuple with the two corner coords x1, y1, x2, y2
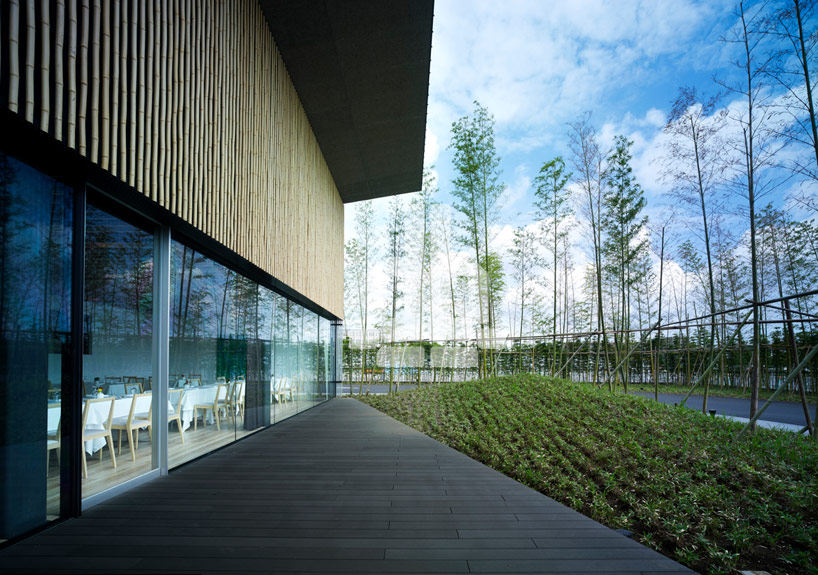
(258, 0, 433, 204)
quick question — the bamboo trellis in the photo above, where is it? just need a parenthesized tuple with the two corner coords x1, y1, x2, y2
(1, 0, 344, 317)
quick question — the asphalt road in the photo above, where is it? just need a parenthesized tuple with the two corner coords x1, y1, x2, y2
(340, 383, 816, 427)
(631, 391, 815, 426)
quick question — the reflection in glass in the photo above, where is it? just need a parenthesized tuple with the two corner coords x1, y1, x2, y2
(0, 154, 72, 538)
(169, 242, 264, 467)
(82, 204, 154, 497)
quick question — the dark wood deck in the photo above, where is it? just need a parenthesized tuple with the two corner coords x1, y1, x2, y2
(0, 398, 693, 574)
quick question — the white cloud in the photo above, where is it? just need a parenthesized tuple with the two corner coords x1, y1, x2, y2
(424, 128, 440, 167)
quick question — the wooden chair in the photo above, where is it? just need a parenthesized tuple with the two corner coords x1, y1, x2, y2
(110, 393, 152, 461)
(81, 397, 117, 478)
(187, 377, 201, 387)
(216, 381, 235, 426)
(124, 383, 142, 394)
(232, 380, 245, 419)
(124, 376, 144, 393)
(47, 421, 61, 477)
(168, 389, 185, 444)
(194, 383, 227, 431)
(273, 377, 292, 403)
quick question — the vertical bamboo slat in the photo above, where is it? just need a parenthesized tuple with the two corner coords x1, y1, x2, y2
(2, 0, 345, 316)
(147, 0, 157, 200)
(136, 0, 145, 190)
(109, 0, 118, 174)
(9, 0, 20, 113)
(119, 0, 128, 181)
(79, 0, 89, 154)
(181, 0, 190, 223)
(99, 0, 110, 168)
(25, 0, 35, 122)
(67, 0, 77, 148)
(128, 0, 136, 186)
(170, 0, 179, 214)
(38, 0, 48, 129)
(55, 0, 66, 140)
(160, 0, 169, 206)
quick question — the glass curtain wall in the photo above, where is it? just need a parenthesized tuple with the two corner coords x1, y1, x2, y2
(0, 158, 338, 536)
(0, 154, 73, 539)
(169, 241, 260, 466)
(168, 241, 339, 467)
(81, 204, 155, 498)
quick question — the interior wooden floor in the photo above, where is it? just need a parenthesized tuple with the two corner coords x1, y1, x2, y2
(45, 399, 322, 512)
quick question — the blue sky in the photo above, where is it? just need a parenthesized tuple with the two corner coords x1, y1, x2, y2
(344, 0, 817, 340)
(423, 0, 749, 223)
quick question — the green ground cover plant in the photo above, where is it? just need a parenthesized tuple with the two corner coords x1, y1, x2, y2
(359, 375, 818, 575)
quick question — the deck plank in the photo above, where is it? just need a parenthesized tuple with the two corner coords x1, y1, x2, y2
(0, 398, 693, 574)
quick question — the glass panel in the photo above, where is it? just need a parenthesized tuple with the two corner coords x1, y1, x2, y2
(292, 303, 305, 414)
(82, 204, 154, 497)
(0, 154, 72, 539)
(272, 297, 297, 422)
(168, 242, 264, 468)
(303, 311, 318, 410)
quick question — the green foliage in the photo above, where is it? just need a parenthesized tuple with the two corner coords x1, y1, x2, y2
(602, 135, 648, 285)
(360, 375, 818, 575)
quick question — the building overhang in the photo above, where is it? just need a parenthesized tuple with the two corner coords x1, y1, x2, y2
(259, 0, 433, 203)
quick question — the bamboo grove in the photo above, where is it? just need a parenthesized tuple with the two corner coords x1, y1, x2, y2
(343, 0, 818, 432)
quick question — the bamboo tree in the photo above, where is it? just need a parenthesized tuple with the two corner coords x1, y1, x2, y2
(568, 114, 612, 388)
(438, 206, 458, 341)
(384, 195, 407, 393)
(508, 226, 538, 342)
(664, 87, 726, 413)
(534, 157, 572, 376)
(412, 170, 437, 343)
(601, 136, 648, 392)
(762, 0, 817, 182)
(720, 1, 782, 424)
(344, 200, 375, 394)
(449, 101, 504, 378)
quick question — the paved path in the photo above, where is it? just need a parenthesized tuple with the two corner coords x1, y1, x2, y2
(0, 398, 691, 574)
(631, 391, 815, 426)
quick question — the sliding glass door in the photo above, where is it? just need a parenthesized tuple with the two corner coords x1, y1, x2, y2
(0, 154, 73, 540)
(81, 203, 156, 498)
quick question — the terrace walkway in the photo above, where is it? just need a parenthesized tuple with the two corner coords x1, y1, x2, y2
(0, 398, 692, 574)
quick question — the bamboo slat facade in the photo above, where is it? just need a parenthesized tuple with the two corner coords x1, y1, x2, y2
(1, 0, 345, 317)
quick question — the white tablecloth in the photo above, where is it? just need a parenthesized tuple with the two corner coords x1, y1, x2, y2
(47, 404, 60, 435)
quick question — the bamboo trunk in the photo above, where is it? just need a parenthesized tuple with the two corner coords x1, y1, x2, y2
(67, 0, 78, 148)
(55, 0, 66, 139)
(110, 0, 119, 174)
(90, 0, 100, 162)
(136, 0, 146, 191)
(25, 0, 35, 122)
(8, 0, 20, 112)
(128, 0, 137, 186)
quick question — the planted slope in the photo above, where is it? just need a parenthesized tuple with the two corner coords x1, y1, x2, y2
(359, 375, 818, 575)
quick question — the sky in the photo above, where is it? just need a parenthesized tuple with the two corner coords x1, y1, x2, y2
(344, 0, 817, 342)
